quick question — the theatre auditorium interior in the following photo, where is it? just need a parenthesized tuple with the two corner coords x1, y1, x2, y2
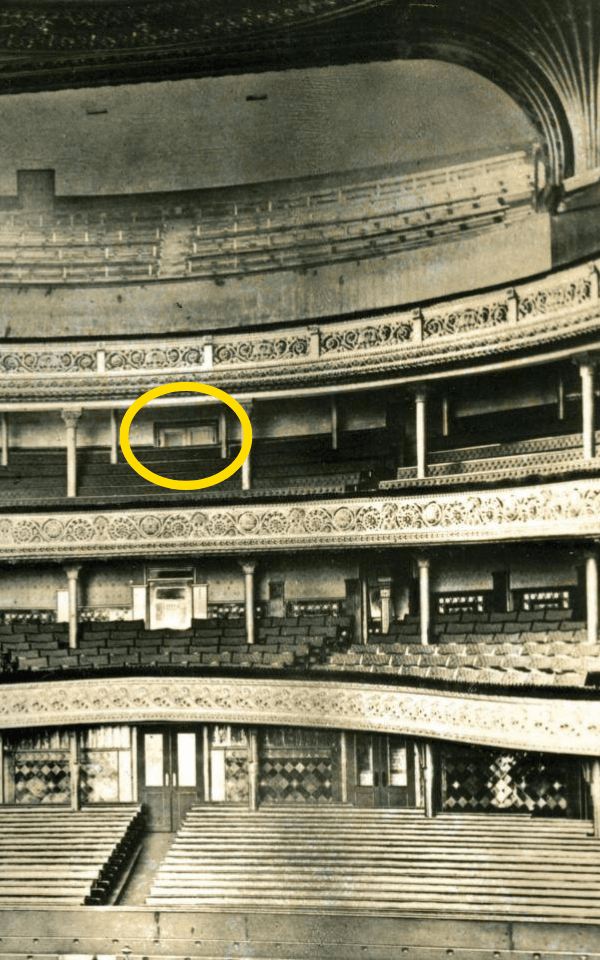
(3, 1, 600, 958)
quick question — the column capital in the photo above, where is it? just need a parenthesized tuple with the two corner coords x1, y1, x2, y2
(411, 386, 430, 404)
(239, 559, 257, 575)
(576, 353, 599, 373)
(415, 554, 431, 571)
(63, 562, 82, 580)
(61, 408, 83, 427)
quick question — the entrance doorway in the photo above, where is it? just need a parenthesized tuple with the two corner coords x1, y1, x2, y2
(350, 733, 417, 807)
(139, 728, 200, 831)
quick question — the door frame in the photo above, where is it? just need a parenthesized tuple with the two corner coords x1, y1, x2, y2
(138, 725, 203, 831)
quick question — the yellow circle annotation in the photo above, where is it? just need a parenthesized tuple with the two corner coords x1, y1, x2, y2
(120, 382, 252, 490)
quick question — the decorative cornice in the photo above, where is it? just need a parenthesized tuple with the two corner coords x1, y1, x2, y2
(0, 675, 598, 756)
(0, 259, 599, 401)
(1, 479, 600, 559)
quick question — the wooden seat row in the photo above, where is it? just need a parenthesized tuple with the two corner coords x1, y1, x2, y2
(1, 616, 351, 675)
(0, 804, 143, 905)
(146, 806, 600, 921)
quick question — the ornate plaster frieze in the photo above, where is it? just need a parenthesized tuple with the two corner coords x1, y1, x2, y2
(0, 259, 599, 400)
(1, 479, 600, 560)
(0, 675, 598, 756)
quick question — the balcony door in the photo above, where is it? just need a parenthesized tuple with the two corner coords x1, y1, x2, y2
(351, 733, 416, 808)
(139, 727, 200, 831)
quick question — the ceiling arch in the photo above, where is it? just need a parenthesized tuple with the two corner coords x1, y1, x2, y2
(0, 0, 598, 186)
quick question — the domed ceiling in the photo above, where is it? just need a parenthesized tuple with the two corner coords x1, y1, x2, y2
(0, 0, 598, 186)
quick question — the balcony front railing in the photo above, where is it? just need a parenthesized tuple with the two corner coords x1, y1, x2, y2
(1, 256, 598, 399)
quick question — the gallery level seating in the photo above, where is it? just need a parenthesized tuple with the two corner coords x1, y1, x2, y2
(0, 804, 143, 905)
(321, 610, 595, 686)
(381, 429, 600, 490)
(146, 806, 600, 921)
(0, 615, 352, 675)
(0, 216, 162, 282)
(0, 432, 392, 505)
(0, 151, 534, 284)
(185, 150, 534, 276)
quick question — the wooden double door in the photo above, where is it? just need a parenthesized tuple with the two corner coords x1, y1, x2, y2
(139, 726, 419, 830)
(139, 724, 250, 831)
(139, 727, 202, 831)
(350, 733, 417, 807)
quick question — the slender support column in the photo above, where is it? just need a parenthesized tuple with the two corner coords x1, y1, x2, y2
(69, 732, 79, 812)
(586, 550, 599, 645)
(413, 743, 423, 808)
(557, 374, 565, 421)
(360, 575, 369, 645)
(415, 391, 428, 479)
(109, 409, 119, 465)
(130, 727, 138, 802)
(580, 361, 596, 459)
(220, 409, 228, 459)
(61, 408, 82, 498)
(339, 732, 348, 803)
(203, 727, 211, 802)
(441, 397, 450, 437)
(423, 743, 435, 819)
(0, 412, 8, 467)
(64, 563, 81, 650)
(331, 395, 338, 451)
(241, 401, 253, 490)
(240, 560, 257, 645)
(590, 759, 600, 839)
(417, 556, 431, 646)
(0, 734, 4, 804)
(378, 579, 392, 635)
(248, 729, 259, 812)
(242, 451, 251, 491)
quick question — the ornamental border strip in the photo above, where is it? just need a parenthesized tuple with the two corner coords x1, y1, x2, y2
(1, 479, 600, 559)
(0, 675, 597, 756)
(0, 259, 598, 400)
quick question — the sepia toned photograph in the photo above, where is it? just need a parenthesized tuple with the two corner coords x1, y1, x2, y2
(0, 1, 600, 957)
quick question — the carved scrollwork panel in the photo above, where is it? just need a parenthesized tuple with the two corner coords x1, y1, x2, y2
(1, 480, 600, 559)
(213, 335, 309, 365)
(0, 676, 598, 757)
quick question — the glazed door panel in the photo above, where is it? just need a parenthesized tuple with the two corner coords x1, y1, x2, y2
(139, 728, 200, 831)
(351, 734, 416, 808)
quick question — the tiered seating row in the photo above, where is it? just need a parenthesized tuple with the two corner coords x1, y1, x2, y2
(382, 429, 599, 490)
(0, 616, 351, 674)
(0, 152, 534, 283)
(0, 219, 161, 282)
(0, 434, 389, 505)
(322, 611, 593, 686)
(146, 807, 600, 921)
(185, 204, 530, 278)
(0, 805, 143, 905)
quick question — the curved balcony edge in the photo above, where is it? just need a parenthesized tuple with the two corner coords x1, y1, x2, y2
(0, 257, 598, 400)
(0, 674, 597, 757)
(0, 477, 599, 560)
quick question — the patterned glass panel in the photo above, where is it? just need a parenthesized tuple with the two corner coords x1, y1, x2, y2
(225, 751, 249, 803)
(443, 745, 575, 815)
(79, 750, 119, 803)
(259, 757, 333, 803)
(14, 753, 70, 804)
